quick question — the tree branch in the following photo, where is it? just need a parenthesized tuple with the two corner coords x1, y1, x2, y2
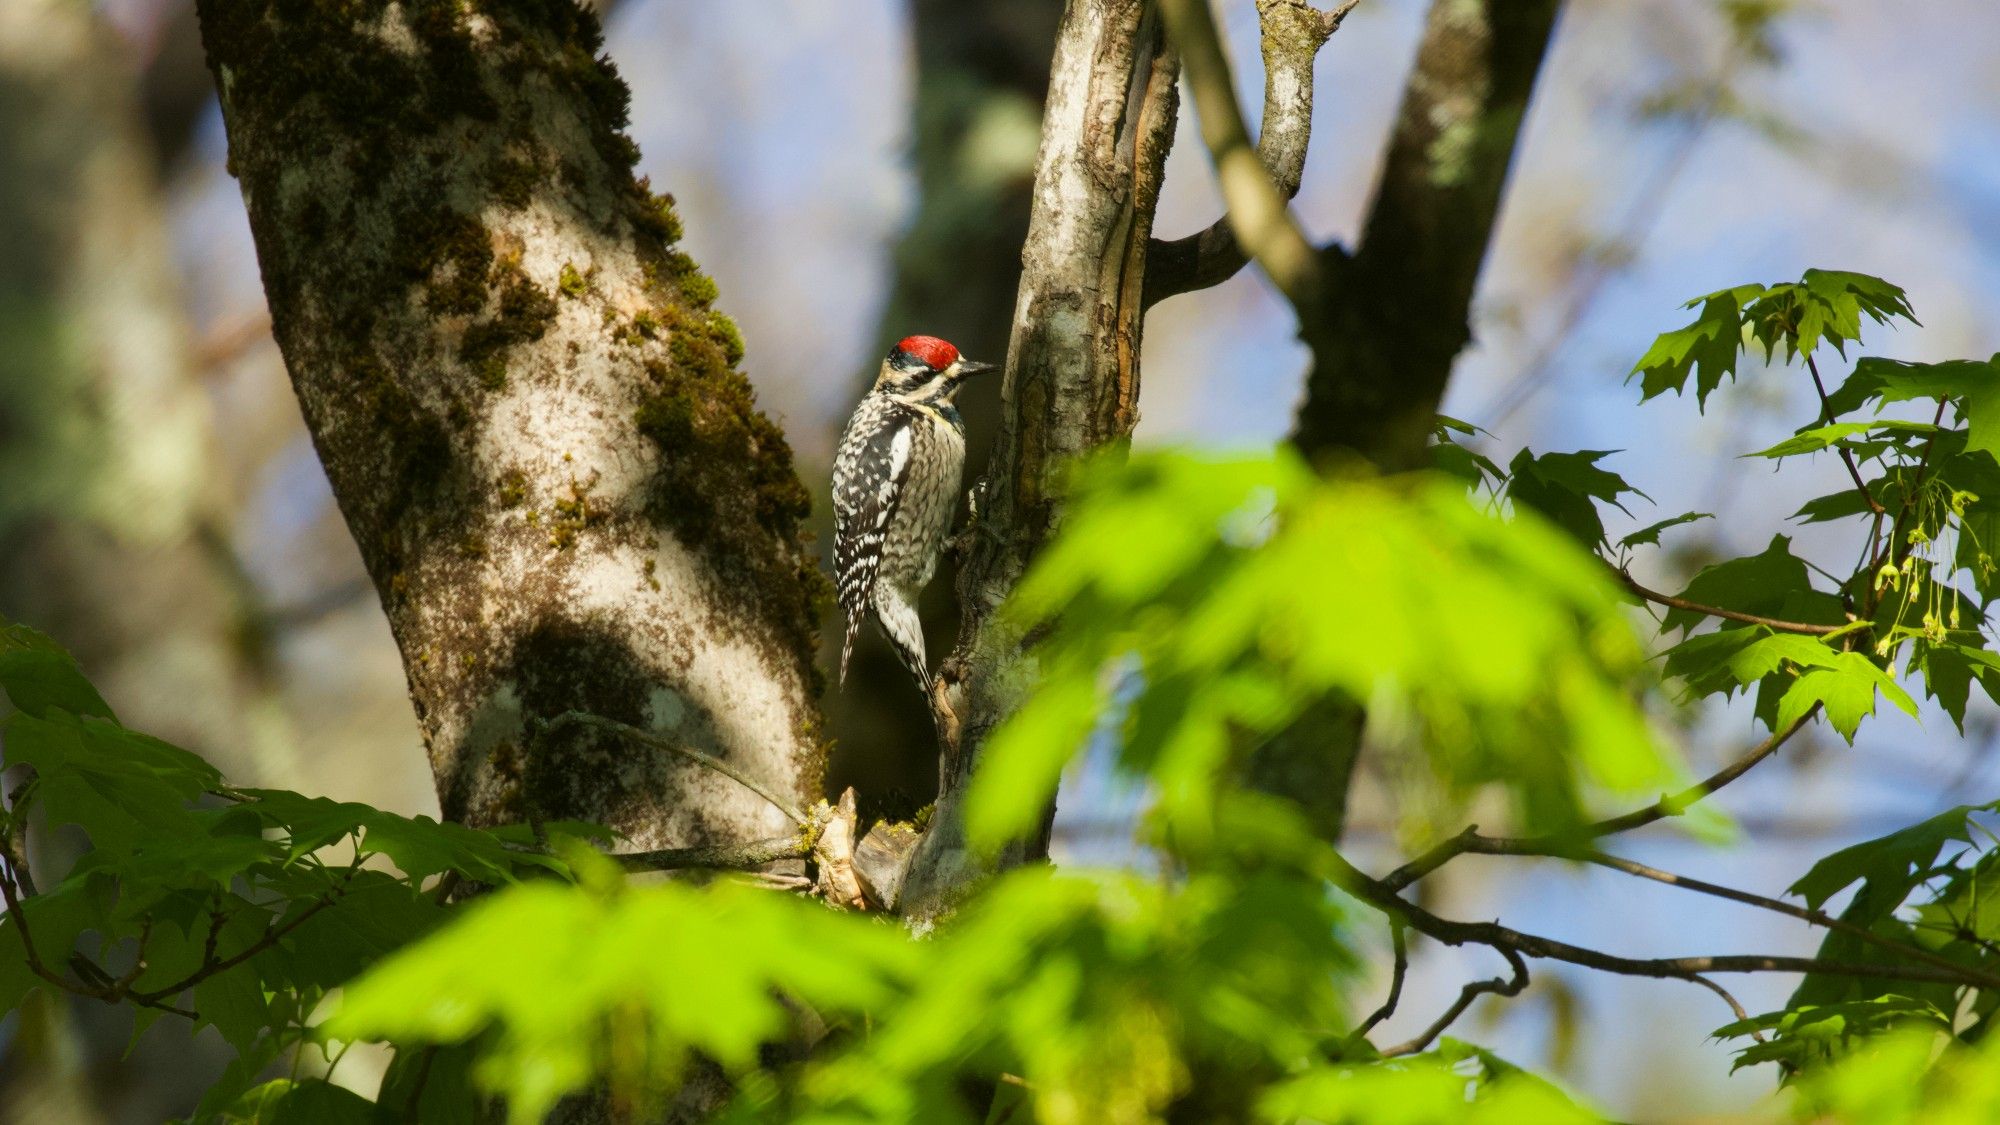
(535, 712, 807, 827)
(1619, 570, 1847, 636)
(0, 854, 197, 1020)
(615, 835, 813, 873)
(1329, 846, 1998, 994)
(1580, 850, 2000, 991)
(1380, 945, 1528, 1057)
(1686, 974, 1756, 1032)
(1354, 921, 1408, 1038)
(1157, 0, 1327, 312)
(1146, 0, 1356, 307)
(1384, 707, 1820, 890)
(904, 0, 1182, 924)
(1807, 353, 1887, 516)
(131, 866, 357, 1005)
(1289, 0, 1561, 469)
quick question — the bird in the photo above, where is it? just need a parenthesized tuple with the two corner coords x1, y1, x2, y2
(832, 335, 996, 690)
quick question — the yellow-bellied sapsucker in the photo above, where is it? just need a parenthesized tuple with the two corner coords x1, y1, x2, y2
(832, 335, 995, 690)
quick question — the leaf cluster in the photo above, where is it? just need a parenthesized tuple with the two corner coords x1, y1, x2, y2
(0, 621, 593, 1120)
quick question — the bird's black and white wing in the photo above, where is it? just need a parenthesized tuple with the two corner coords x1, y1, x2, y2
(831, 397, 915, 682)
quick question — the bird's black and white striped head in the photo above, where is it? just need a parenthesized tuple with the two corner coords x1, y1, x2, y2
(874, 335, 995, 404)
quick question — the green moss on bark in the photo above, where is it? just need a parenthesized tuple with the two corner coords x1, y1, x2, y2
(459, 265, 557, 387)
(200, 0, 830, 810)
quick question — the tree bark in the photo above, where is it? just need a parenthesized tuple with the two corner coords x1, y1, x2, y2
(1287, 0, 1563, 839)
(1292, 0, 1563, 470)
(901, 0, 1181, 923)
(823, 0, 1061, 825)
(195, 1, 828, 848)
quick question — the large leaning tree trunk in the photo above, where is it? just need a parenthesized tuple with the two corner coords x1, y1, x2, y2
(195, 1, 828, 847)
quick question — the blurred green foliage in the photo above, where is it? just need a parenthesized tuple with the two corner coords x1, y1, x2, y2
(10, 269, 2000, 1121)
(967, 450, 1678, 852)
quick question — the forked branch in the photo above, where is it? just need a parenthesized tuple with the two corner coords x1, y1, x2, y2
(1380, 945, 1528, 1057)
(1384, 707, 1821, 890)
(1147, 0, 1358, 306)
(1156, 0, 1330, 312)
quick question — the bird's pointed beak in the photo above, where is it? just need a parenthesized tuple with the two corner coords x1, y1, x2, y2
(959, 359, 998, 376)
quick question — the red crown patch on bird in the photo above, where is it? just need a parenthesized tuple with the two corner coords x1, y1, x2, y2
(891, 335, 961, 371)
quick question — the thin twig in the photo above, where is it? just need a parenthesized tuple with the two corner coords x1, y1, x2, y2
(1355, 921, 1409, 1038)
(1685, 974, 1758, 1036)
(0, 856, 79, 997)
(537, 711, 806, 826)
(132, 868, 357, 1005)
(1807, 353, 1886, 516)
(1620, 570, 1846, 635)
(1874, 395, 1952, 591)
(1380, 946, 1528, 1057)
(106, 918, 154, 998)
(1384, 708, 1819, 891)
(199, 896, 227, 969)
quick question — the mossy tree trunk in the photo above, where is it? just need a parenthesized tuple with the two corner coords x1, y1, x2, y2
(195, 1, 829, 849)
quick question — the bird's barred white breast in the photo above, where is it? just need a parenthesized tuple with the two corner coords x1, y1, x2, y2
(882, 409, 965, 593)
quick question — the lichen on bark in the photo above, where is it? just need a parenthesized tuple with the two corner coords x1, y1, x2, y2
(197, 0, 830, 847)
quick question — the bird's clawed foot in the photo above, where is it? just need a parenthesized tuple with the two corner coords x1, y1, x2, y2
(946, 478, 996, 563)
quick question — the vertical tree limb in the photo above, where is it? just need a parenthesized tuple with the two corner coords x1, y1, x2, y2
(1162, 0, 1563, 843)
(1156, 0, 1328, 311)
(900, 0, 1183, 924)
(825, 0, 1062, 823)
(195, 2, 828, 850)
(1291, 0, 1562, 469)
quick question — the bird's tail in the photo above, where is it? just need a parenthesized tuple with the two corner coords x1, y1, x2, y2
(839, 614, 860, 686)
